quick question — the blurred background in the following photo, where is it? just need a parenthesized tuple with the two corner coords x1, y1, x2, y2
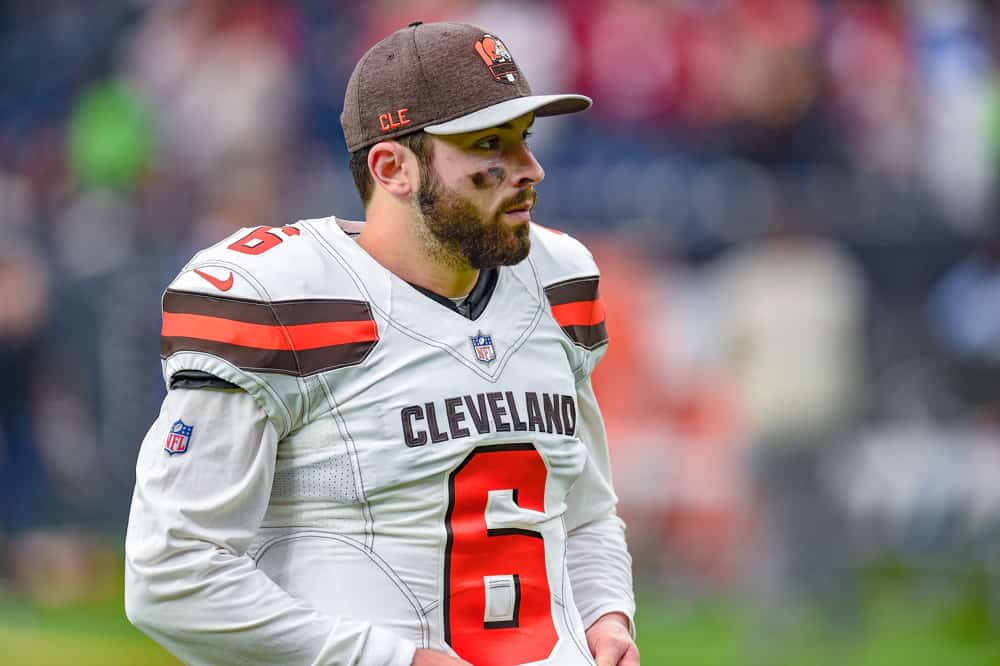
(2, 0, 1000, 664)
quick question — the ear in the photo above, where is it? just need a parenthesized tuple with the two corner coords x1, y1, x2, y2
(368, 141, 418, 198)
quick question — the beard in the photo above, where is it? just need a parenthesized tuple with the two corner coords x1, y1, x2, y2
(416, 169, 533, 270)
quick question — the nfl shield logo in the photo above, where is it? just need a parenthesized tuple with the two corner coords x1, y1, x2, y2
(165, 419, 193, 455)
(470, 333, 496, 363)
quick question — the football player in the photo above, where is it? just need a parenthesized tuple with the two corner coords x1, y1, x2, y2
(125, 21, 638, 666)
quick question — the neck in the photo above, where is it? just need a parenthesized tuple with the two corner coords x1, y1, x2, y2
(357, 198, 479, 299)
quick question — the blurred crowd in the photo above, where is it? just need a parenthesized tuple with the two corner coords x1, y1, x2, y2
(2, 0, 1000, 621)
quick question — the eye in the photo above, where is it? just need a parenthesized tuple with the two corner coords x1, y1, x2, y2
(523, 129, 533, 142)
(475, 136, 500, 151)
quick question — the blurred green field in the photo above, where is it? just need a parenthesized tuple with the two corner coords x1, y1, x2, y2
(2, 578, 999, 665)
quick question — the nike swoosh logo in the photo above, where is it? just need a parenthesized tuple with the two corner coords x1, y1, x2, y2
(194, 269, 234, 292)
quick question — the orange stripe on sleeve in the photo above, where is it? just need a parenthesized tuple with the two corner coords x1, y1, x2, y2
(550, 299, 606, 327)
(162, 312, 378, 351)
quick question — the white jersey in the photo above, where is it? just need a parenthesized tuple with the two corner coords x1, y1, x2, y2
(125, 218, 635, 666)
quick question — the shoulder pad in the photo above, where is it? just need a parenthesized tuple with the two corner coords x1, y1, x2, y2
(162, 222, 379, 377)
(528, 223, 600, 284)
(529, 224, 608, 351)
(173, 222, 363, 302)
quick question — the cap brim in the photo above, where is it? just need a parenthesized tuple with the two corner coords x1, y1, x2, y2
(424, 94, 592, 135)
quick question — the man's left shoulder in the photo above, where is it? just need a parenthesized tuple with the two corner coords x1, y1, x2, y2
(528, 224, 608, 352)
(528, 223, 600, 285)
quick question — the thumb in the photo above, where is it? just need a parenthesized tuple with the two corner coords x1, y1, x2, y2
(594, 641, 630, 666)
(594, 649, 620, 666)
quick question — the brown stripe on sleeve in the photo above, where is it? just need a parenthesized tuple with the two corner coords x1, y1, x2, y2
(160, 337, 376, 376)
(559, 323, 608, 350)
(163, 290, 278, 325)
(271, 299, 375, 326)
(545, 277, 608, 349)
(294, 341, 377, 374)
(544, 276, 600, 306)
(161, 337, 301, 374)
(164, 290, 375, 326)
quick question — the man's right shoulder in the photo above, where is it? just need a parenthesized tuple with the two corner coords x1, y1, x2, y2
(162, 218, 380, 379)
(169, 219, 358, 303)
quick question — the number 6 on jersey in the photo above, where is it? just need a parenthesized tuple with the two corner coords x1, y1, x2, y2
(444, 444, 558, 664)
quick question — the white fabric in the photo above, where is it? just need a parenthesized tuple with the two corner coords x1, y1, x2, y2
(565, 378, 636, 635)
(125, 388, 416, 666)
(126, 218, 634, 665)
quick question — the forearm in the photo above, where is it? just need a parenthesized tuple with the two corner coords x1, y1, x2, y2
(124, 388, 415, 665)
(566, 378, 637, 632)
(567, 514, 636, 633)
(125, 534, 415, 665)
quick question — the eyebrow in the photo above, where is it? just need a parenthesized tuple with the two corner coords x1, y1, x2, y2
(493, 118, 535, 131)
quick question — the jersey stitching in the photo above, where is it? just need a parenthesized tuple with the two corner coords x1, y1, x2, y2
(316, 373, 375, 551)
(296, 375, 323, 430)
(373, 266, 543, 381)
(379, 303, 542, 383)
(249, 277, 306, 379)
(299, 221, 385, 381)
(295, 374, 311, 425)
(300, 220, 378, 303)
(253, 530, 430, 648)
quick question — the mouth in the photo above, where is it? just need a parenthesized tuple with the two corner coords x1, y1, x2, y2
(501, 195, 535, 223)
(502, 207, 532, 224)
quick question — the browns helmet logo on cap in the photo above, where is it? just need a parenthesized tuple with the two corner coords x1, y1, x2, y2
(474, 34, 518, 84)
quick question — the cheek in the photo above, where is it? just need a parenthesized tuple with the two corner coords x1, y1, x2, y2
(468, 167, 507, 190)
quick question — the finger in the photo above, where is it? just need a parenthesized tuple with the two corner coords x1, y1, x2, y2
(620, 644, 641, 666)
(594, 646, 627, 666)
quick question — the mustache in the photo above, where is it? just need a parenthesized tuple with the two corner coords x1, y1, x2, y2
(498, 188, 537, 212)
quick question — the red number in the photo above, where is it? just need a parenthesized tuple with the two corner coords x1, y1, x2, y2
(228, 226, 299, 255)
(444, 444, 557, 665)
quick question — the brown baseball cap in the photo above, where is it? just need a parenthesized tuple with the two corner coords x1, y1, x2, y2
(341, 21, 591, 152)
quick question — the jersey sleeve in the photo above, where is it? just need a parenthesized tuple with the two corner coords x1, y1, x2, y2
(529, 224, 636, 633)
(125, 388, 416, 666)
(563, 376, 636, 635)
(159, 225, 379, 438)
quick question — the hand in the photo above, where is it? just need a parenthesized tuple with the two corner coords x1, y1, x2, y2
(411, 648, 474, 665)
(586, 612, 640, 666)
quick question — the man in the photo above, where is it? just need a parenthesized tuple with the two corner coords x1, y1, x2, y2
(125, 21, 639, 666)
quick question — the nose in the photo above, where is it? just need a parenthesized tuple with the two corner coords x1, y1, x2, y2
(511, 142, 545, 187)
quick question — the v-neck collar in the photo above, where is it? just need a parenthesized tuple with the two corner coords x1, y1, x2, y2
(305, 217, 546, 379)
(405, 267, 499, 320)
